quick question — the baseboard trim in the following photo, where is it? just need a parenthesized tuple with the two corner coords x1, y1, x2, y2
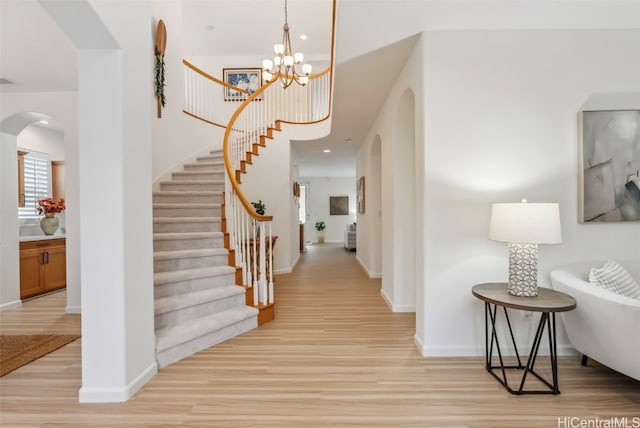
(380, 288, 415, 312)
(79, 361, 158, 403)
(414, 339, 578, 357)
(380, 288, 393, 310)
(355, 255, 381, 279)
(65, 305, 81, 314)
(0, 299, 22, 312)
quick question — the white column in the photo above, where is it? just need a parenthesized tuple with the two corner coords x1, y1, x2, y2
(41, 0, 157, 402)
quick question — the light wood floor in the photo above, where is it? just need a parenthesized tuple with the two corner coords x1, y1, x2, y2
(1, 243, 638, 427)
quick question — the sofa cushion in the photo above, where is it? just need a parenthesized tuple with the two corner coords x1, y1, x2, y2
(589, 260, 640, 299)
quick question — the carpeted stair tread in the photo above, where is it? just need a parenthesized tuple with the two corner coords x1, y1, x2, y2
(153, 248, 228, 260)
(153, 231, 223, 240)
(159, 180, 224, 185)
(154, 266, 236, 285)
(155, 306, 258, 352)
(153, 191, 221, 197)
(153, 216, 220, 223)
(184, 161, 224, 167)
(155, 285, 245, 315)
(153, 203, 221, 209)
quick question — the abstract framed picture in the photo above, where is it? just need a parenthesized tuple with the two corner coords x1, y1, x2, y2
(578, 109, 640, 223)
(330, 196, 349, 215)
(357, 176, 365, 214)
(223, 68, 262, 101)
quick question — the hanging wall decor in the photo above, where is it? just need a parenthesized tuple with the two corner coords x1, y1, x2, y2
(154, 19, 167, 118)
(579, 109, 640, 222)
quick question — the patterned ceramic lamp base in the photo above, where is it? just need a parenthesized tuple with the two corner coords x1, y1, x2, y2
(507, 243, 538, 297)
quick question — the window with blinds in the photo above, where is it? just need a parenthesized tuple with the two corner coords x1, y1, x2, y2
(18, 151, 51, 218)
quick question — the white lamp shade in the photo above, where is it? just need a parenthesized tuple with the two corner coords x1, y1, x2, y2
(283, 55, 294, 66)
(262, 59, 273, 71)
(274, 43, 285, 55)
(301, 63, 312, 75)
(262, 70, 273, 82)
(294, 52, 304, 64)
(274, 56, 282, 66)
(489, 202, 562, 244)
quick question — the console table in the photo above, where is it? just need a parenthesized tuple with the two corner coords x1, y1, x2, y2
(472, 283, 576, 395)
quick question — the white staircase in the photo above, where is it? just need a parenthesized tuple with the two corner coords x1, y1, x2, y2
(152, 149, 258, 368)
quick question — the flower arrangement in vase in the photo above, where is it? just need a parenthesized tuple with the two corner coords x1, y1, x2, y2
(38, 198, 65, 235)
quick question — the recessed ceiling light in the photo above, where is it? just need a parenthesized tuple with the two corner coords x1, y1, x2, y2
(300, 34, 307, 40)
(39, 120, 49, 125)
(323, 149, 331, 153)
(345, 138, 352, 143)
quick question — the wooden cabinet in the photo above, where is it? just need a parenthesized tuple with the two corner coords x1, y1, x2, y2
(17, 150, 28, 207)
(19, 238, 66, 299)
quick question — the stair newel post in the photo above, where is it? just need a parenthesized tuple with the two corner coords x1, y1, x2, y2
(268, 221, 274, 304)
(258, 221, 267, 305)
(252, 219, 259, 305)
(245, 210, 251, 289)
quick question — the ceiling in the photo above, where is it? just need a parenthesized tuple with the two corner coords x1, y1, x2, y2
(0, 0, 414, 178)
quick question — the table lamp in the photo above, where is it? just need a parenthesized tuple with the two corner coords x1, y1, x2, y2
(489, 200, 562, 297)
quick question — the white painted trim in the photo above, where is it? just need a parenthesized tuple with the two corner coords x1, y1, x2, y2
(355, 255, 381, 278)
(0, 300, 22, 311)
(415, 340, 578, 357)
(380, 288, 393, 310)
(78, 361, 157, 403)
(274, 267, 292, 275)
(380, 288, 415, 312)
(65, 305, 81, 314)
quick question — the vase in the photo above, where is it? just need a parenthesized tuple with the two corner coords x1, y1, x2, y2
(40, 213, 59, 236)
(317, 231, 325, 244)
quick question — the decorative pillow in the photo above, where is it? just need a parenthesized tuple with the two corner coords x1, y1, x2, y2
(589, 260, 640, 299)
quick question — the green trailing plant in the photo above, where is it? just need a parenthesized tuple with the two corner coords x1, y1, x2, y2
(251, 200, 266, 215)
(314, 221, 325, 231)
(154, 49, 166, 107)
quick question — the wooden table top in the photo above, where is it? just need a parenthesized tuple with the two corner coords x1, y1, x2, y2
(472, 283, 576, 312)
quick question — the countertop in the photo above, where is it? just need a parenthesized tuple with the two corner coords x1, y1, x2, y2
(19, 233, 66, 242)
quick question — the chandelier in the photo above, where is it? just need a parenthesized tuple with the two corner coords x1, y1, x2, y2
(261, 0, 312, 89)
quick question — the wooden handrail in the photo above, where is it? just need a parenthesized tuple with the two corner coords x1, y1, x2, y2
(223, 79, 276, 222)
(183, 59, 249, 94)
(222, 0, 337, 222)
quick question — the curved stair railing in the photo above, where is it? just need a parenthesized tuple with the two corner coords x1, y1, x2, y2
(180, 0, 336, 317)
(183, 59, 249, 128)
(222, 67, 333, 309)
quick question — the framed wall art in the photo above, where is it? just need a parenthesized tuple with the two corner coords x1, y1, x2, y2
(223, 68, 262, 101)
(578, 109, 640, 223)
(357, 176, 365, 214)
(330, 196, 349, 215)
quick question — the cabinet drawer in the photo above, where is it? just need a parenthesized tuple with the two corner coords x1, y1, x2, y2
(20, 238, 66, 251)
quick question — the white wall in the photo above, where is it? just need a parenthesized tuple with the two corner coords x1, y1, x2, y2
(301, 176, 356, 244)
(151, 1, 226, 186)
(0, 132, 20, 310)
(358, 28, 640, 357)
(18, 125, 65, 161)
(241, 130, 294, 274)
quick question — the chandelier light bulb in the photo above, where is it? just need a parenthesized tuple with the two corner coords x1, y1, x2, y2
(261, 0, 311, 88)
(283, 55, 294, 67)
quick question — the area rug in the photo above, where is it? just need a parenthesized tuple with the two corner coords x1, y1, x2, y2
(0, 334, 80, 377)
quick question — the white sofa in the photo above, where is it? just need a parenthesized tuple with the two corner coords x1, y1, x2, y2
(549, 260, 640, 381)
(344, 223, 356, 251)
